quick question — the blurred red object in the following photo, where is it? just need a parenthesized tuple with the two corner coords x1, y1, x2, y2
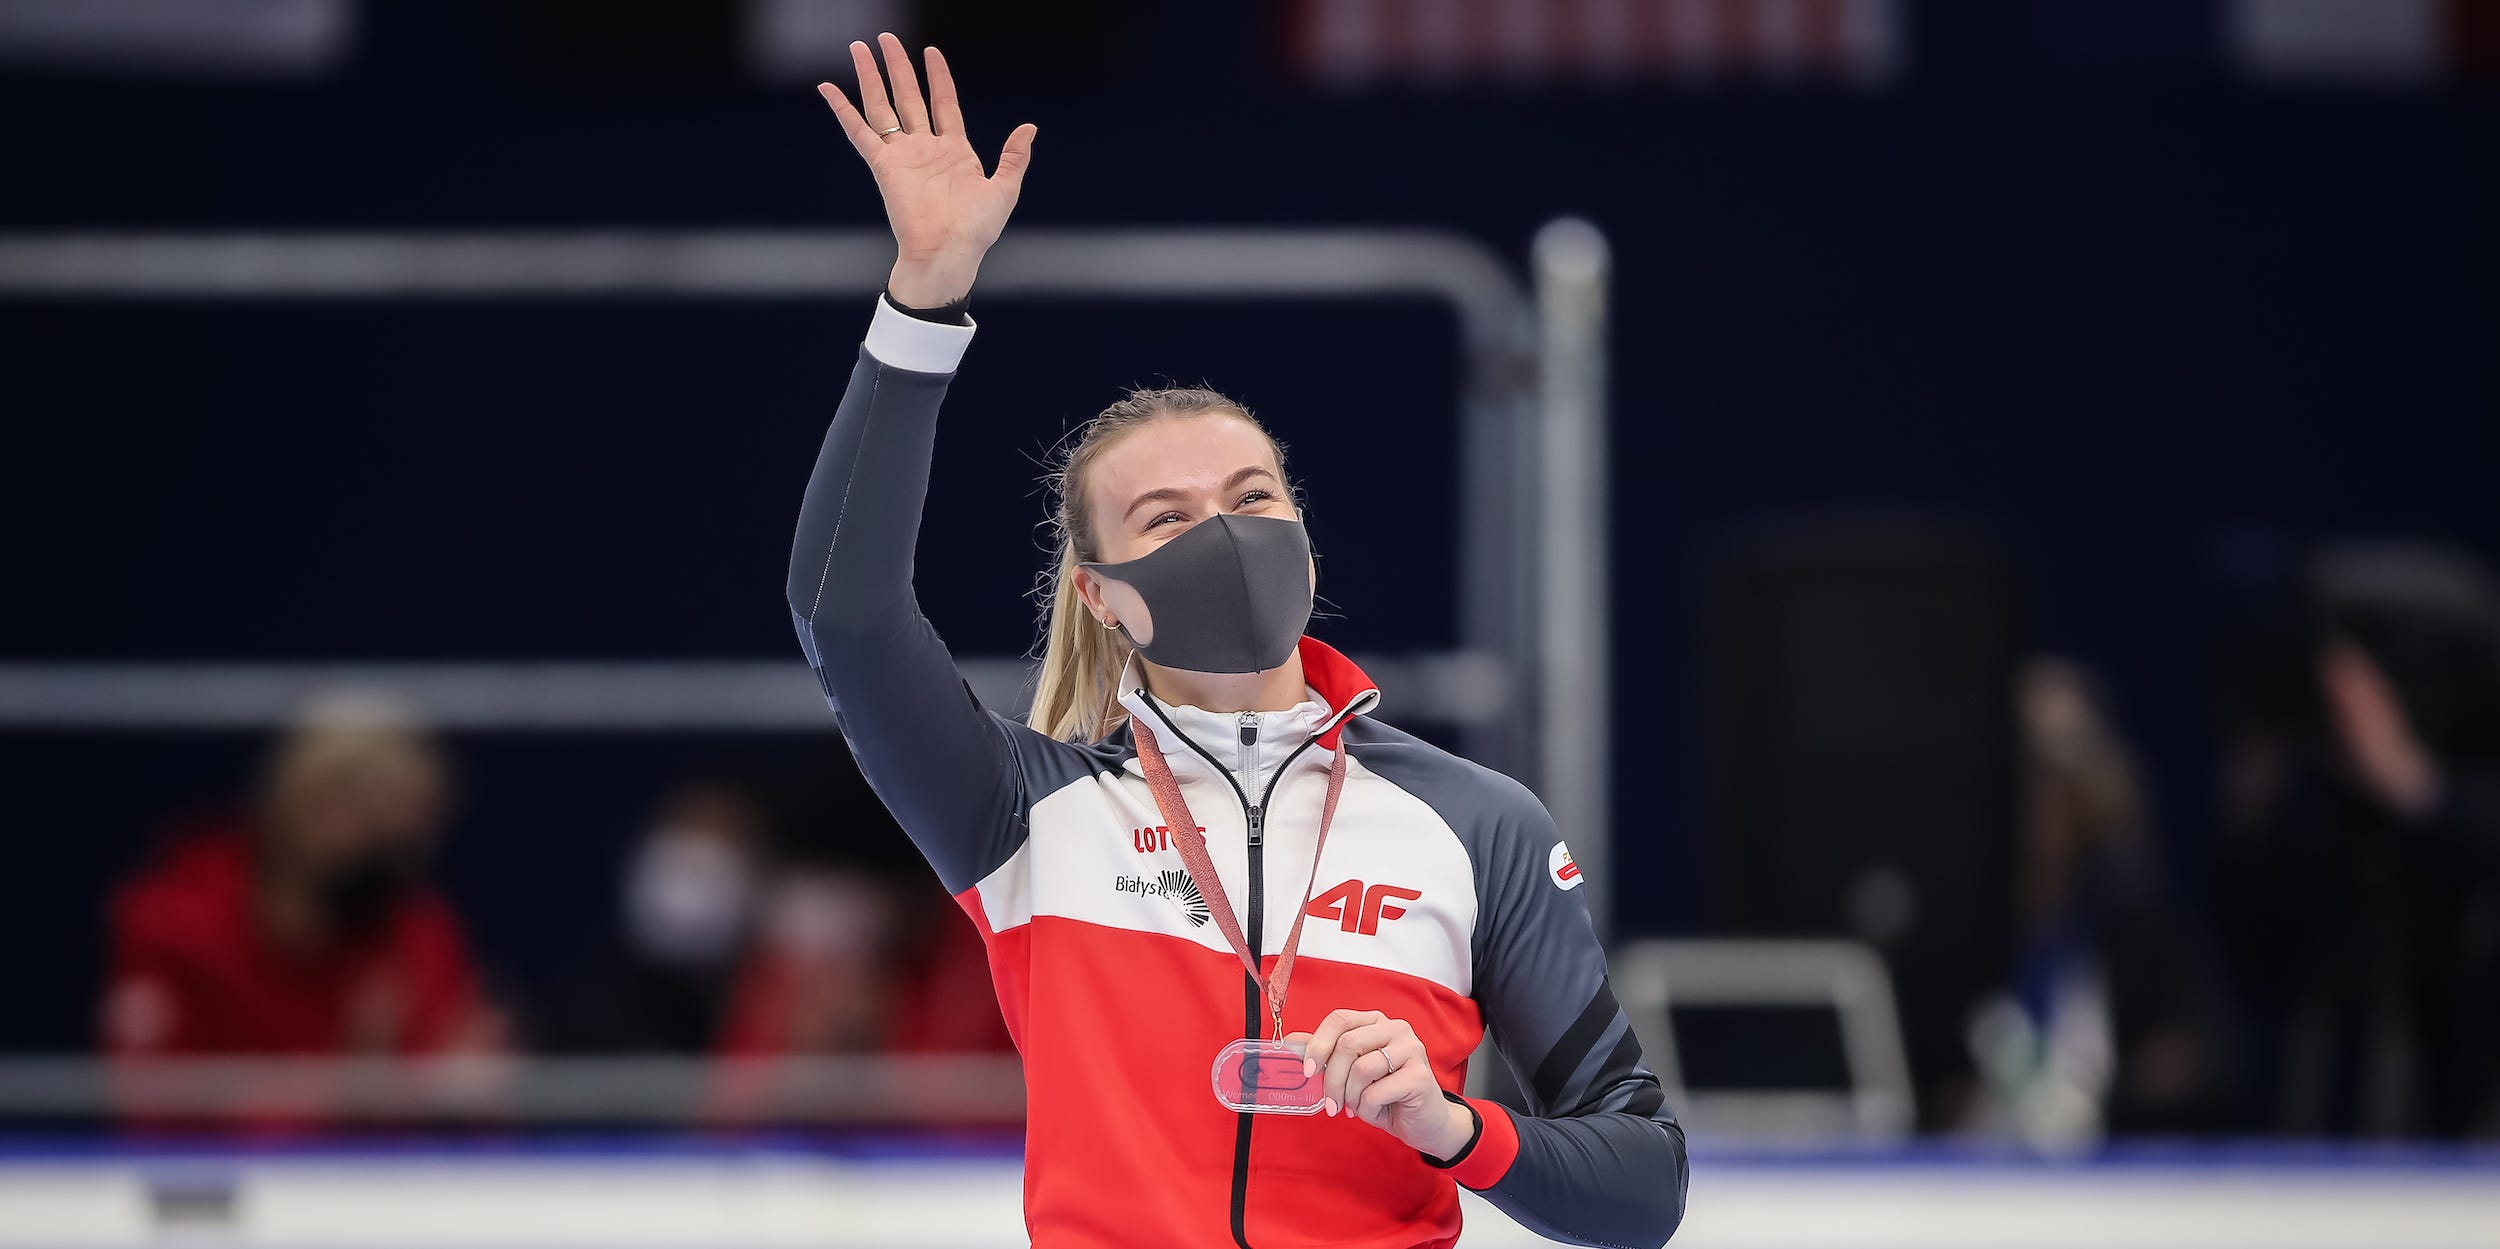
(102, 820, 497, 1132)
(709, 873, 1015, 1123)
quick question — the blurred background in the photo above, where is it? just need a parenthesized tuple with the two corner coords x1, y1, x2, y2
(4, 0, 2499, 1245)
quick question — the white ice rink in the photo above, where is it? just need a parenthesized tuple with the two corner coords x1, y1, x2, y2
(3, 1142, 2496, 1249)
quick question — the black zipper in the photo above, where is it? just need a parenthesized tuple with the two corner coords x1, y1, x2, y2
(1234, 716, 1264, 1249)
(1231, 727, 1327, 1248)
(1253, 732, 1325, 840)
(1136, 693, 1327, 1249)
(1139, 692, 1253, 814)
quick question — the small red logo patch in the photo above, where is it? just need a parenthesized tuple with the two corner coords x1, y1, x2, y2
(1549, 842, 1583, 891)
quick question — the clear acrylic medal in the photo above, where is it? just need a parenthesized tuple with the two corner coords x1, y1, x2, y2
(1211, 1038, 1327, 1115)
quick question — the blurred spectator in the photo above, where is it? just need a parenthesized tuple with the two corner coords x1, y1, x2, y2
(2218, 543, 2500, 1137)
(1963, 659, 2239, 1150)
(712, 760, 1015, 1064)
(542, 782, 765, 1053)
(100, 692, 503, 1128)
(715, 860, 909, 1058)
(889, 885, 1021, 1055)
(712, 853, 1011, 1059)
(706, 835, 1015, 1121)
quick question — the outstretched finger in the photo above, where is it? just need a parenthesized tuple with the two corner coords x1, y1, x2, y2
(816, 82, 882, 160)
(877, 32, 930, 134)
(849, 40, 898, 133)
(1322, 1021, 1406, 1111)
(1352, 1052, 1432, 1124)
(993, 122, 1038, 200)
(1341, 1049, 1395, 1121)
(925, 45, 965, 136)
(1297, 1009, 1380, 1078)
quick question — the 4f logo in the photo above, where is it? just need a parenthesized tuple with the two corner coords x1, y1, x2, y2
(1304, 880, 1422, 936)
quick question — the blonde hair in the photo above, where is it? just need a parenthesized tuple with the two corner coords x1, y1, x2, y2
(262, 688, 450, 840)
(1027, 387, 1290, 742)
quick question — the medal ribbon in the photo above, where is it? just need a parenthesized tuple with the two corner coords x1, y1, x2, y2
(1132, 717, 1348, 1041)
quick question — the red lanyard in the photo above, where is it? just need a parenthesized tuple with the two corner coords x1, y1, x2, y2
(1131, 717, 1348, 1041)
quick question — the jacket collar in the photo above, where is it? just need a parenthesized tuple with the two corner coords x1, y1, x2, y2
(1115, 636, 1381, 762)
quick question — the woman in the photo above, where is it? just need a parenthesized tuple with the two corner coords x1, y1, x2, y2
(787, 35, 1689, 1249)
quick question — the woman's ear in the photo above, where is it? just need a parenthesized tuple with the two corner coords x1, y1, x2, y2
(1071, 565, 1115, 629)
(1079, 565, 1156, 645)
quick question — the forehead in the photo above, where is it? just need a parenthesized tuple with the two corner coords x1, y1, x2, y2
(1085, 414, 1280, 508)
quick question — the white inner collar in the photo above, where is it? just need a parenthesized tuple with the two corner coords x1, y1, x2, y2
(1114, 657, 1332, 793)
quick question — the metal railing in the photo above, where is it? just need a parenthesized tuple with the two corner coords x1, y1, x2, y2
(1611, 938, 1916, 1145)
(0, 1054, 1026, 1125)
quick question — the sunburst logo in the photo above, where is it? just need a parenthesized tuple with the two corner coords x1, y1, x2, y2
(1160, 869, 1211, 927)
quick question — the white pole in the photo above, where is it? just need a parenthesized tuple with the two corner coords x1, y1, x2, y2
(1532, 218, 1613, 937)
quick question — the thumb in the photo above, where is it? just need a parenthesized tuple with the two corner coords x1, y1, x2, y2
(992, 122, 1038, 199)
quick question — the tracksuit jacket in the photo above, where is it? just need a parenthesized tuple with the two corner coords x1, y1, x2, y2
(786, 297, 1690, 1249)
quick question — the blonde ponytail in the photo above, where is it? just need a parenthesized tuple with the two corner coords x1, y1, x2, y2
(1028, 541, 1133, 742)
(1026, 386, 1290, 742)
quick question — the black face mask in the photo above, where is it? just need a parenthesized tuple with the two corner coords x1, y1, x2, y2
(1084, 514, 1314, 675)
(317, 847, 425, 939)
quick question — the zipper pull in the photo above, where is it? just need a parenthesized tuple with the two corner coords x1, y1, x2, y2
(1238, 713, 1264, 845)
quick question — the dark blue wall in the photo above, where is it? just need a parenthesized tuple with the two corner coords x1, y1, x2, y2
(5, 5, 2495, 1048)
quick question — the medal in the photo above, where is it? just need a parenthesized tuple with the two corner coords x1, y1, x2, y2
(1132, 718, 1347, 1115)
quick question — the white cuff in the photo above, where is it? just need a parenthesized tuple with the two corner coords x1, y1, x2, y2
(862, 294, 976, 374)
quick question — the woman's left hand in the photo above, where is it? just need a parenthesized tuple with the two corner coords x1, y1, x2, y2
(1287, 1009, 1476, 1160)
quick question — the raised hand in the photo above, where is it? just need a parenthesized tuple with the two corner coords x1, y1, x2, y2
(819, 34, 1037, 308)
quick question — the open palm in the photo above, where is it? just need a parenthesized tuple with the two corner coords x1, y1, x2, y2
(819, 35, 1035, 293)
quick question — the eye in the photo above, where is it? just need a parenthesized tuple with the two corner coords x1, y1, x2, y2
(1236, 490, 1274, 509)
(1146, 510, 1186, 529)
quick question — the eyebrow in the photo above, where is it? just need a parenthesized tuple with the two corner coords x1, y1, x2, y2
(1123, 466, 1280, 524)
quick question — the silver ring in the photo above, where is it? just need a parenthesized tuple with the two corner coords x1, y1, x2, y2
(877, 125, 905, 137)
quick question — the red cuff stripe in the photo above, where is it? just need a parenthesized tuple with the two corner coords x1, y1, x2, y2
(1446, 1097, 1519, 1190)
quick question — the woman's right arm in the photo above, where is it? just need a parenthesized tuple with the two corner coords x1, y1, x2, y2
(784, 35, 1039, 895)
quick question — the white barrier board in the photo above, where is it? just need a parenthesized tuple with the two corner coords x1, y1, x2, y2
(2, 1147, 2496, 1248)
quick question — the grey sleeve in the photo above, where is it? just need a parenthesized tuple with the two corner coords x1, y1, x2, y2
(784, 345, 1030, 895)
(1463, 781, 1690, 1248)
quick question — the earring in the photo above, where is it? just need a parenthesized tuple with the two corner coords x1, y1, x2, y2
(1101, 618, 1120, 630)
